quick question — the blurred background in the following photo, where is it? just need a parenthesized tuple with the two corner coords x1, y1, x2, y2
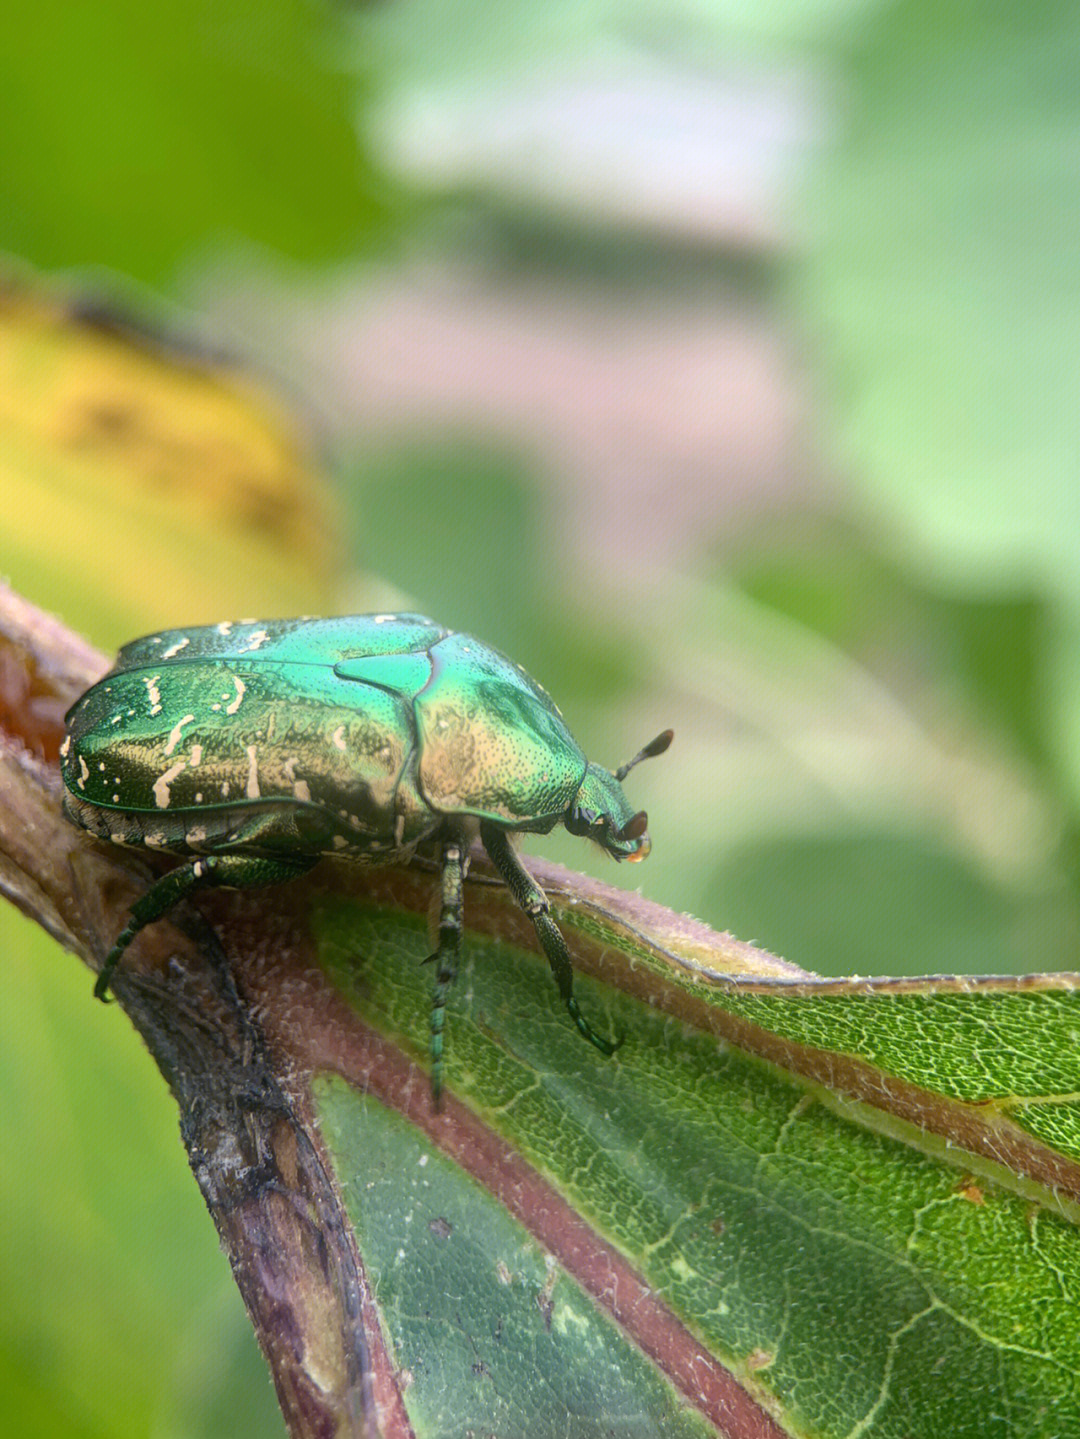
(2, 0, 1078, 1433)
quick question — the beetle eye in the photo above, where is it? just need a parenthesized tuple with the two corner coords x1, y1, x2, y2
(616, 810, 648, 843)
(568, 806, 599, 836)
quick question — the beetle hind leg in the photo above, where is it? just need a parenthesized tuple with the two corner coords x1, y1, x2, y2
(95, 852, 319, 1001)
(480, 823, 619, 1060)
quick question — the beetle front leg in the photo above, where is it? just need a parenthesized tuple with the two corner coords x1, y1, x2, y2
(95, 852, 320, 1001)
(480, 823, 618, 1059)
(425, 832, 469, 1107)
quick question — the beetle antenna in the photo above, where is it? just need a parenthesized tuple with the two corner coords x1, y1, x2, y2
(614, 728, 673, 782)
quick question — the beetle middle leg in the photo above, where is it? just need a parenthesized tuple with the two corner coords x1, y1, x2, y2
(425, 830, 470, 1106)
(480, 823, 618, 1059)
(95, 852, 319, 1001)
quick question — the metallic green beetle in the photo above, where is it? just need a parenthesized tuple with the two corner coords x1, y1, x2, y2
(61, 614, 671, 1094)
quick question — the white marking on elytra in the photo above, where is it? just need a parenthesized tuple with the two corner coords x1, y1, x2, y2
(221, 782, 230, 798)
(266, 712, 276, 741)
(163, 713, 195, 755)
(143, 674, 162, 716)
(245, 745, 260, 799)
(216, 621, 233, 635)
(225, 676, 246, 715)
(110, 833, 126, 845)
(374, 614, 396, 623)
(60, 735, 71, 757)
(153, 760, 186, 809)
(186, 826, 207, 843)
(282, 756, 311, 802)
(112, 793, 119, 803)
(237, 628, 270, 654)
(77, 756, 89, 789)
(110, 714, 122, 725)
(331, 834, 348, 849)
(190, 744, 202, 767)
(331, 725, 347, 751)
(161, 636, 190, 660)
(146, 833, 167, 848)
(194, 792, 203, 803)
(98, 761, 106, 771)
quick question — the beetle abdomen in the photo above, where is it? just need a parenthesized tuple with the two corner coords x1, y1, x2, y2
(61, 789, 376, 857)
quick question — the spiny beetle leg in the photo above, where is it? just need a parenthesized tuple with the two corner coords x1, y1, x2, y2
(480, 823, 618, 1058)
(94, 852, 319, 1001)
(425, 831, 468, 1108)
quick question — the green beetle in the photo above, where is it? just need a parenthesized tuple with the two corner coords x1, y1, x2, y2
(61, 614, 671, 1095)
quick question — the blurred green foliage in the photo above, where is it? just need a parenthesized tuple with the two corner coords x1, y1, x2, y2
(3, 0, 1080, 1434)
(0, 1, 399, 287)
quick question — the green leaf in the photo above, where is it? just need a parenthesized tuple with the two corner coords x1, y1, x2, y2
(309, 878, 1080, 1437)
(317, 1089, 716, 1439)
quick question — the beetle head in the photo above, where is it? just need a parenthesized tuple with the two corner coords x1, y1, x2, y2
(565, 730, 672, 862)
